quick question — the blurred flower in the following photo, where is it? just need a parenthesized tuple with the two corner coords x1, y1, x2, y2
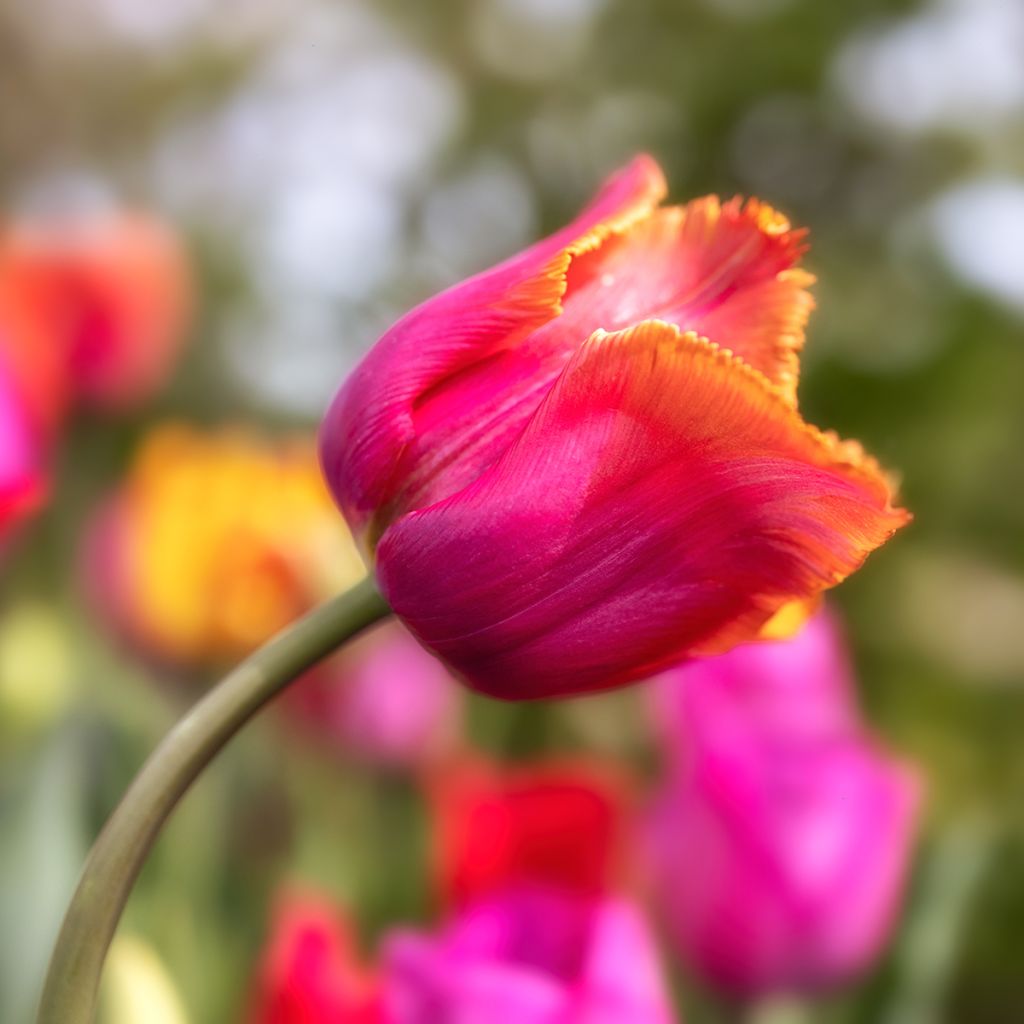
(430, 759, 626, 908)
(649, 609, 860, 765)
(321, 155, 908, 700)
(86, 424, 459, 764)
(0, 602, 73, 737)
(0, 352, 45, 537)
(382, 886, 677, 1024)
(0, 212, 191, 413)
(0, 279, 70, 441)
(86, 423, 365, 666)
(287, 622, 459, 769)
(247, 888, 382, 1024)
(645, 612, 922, 996)
(102, 934, 189, 1024)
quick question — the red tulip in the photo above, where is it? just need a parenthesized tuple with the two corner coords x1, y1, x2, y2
(247, 889, 382, 1024)
(645, 612, 922, 996)
(0, 212, 191, 412)
(430, 759, 626, 908)
(320, 156, 908, 699)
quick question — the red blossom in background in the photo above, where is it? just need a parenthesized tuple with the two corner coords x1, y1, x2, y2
(0, 213, 191, 413)
(430, 759, 627, 908)
(247, 890, 382, 1024)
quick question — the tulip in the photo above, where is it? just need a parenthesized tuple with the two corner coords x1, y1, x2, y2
(382, 885, 677, 1024)
(84, 424, 366, 666)
(85, 425, 459, 764)
(645, 613, 921, 996)
(430, 759, 626, 908)
(0, 351, 45, 537)
(0, 212, 191, 412)
(287, 622, 459, 768)
(320, 155, 909, 699)
(247, 889, 382, 1024)
(649, 608, 861, 766)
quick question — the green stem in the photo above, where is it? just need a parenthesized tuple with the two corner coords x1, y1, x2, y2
(36, 577, 390, 1024)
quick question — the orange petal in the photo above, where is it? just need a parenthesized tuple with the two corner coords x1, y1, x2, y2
(558, 197, 813, 403)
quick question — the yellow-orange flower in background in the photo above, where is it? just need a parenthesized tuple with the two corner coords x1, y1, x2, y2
(86, 424, 459, 765)
(87, 423, 364, 666)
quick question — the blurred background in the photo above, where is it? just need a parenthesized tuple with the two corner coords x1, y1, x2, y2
(0, 0, 1022, 1021)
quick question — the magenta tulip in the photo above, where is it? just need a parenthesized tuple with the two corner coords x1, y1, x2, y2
(287, 622, 460, 768)
(0, 350, 44, 537)
(381, 884, 677, 1024)
(649, 608, 861, 765)
(319, 156, 908, 700)
(645, 613, 921, 996)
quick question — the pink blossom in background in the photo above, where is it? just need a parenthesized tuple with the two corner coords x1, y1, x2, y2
(645, 612, 922, 996)
(382, 884, 678, 1024)
(649, 609, 861, 768)
(319, 155, 908, 701)
(0, 349, 45, 537)
(287, 622, 460, 768)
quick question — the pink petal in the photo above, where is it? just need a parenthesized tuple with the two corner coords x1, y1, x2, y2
(647, 737, 921, 995)
(376, 321, 907, 699)
(551, 197, 813, 403)
(0, 349, 45, 535)
(320, 156, 666, 547)
(650, 608, 862, 765)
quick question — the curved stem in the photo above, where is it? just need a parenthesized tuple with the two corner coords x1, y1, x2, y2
(37, 577, 390, 1024)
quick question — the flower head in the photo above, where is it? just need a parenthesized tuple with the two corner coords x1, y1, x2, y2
(287, 621, 460, 768)
(87, 424, 363, 665)
(86, 425, 459, 764)
(0, 212, 191, 413)
(382, 887, 677, 1024)
(247, 889, 382, 1024)
(320, 156, 908, 699)
(645, 611, 922, 996)
(0, 350, 45, 538)
(430, 759, 627, 908)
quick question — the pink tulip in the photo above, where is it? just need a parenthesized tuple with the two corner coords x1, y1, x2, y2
(286, 622, 460, 768)
(381, 884, 677, 1024)
(645, 614, 921, 996)
(0, 349, 45, 537)
(649, 609, 861, 766)
(320, 156, 908, 700)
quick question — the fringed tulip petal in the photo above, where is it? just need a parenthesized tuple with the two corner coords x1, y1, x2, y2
(320, 156, 666, 545)
(376, 321, 908, 699)
(554, 197, 813, 402)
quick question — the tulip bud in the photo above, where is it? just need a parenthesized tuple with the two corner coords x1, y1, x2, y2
(320, 156, 908, 700)
(645, 612, 922, 996)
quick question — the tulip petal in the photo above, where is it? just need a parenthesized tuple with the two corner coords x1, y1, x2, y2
(377, 320, 908, 699)
(320, 156, 666, 545)
(556, 197, 813, 403)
